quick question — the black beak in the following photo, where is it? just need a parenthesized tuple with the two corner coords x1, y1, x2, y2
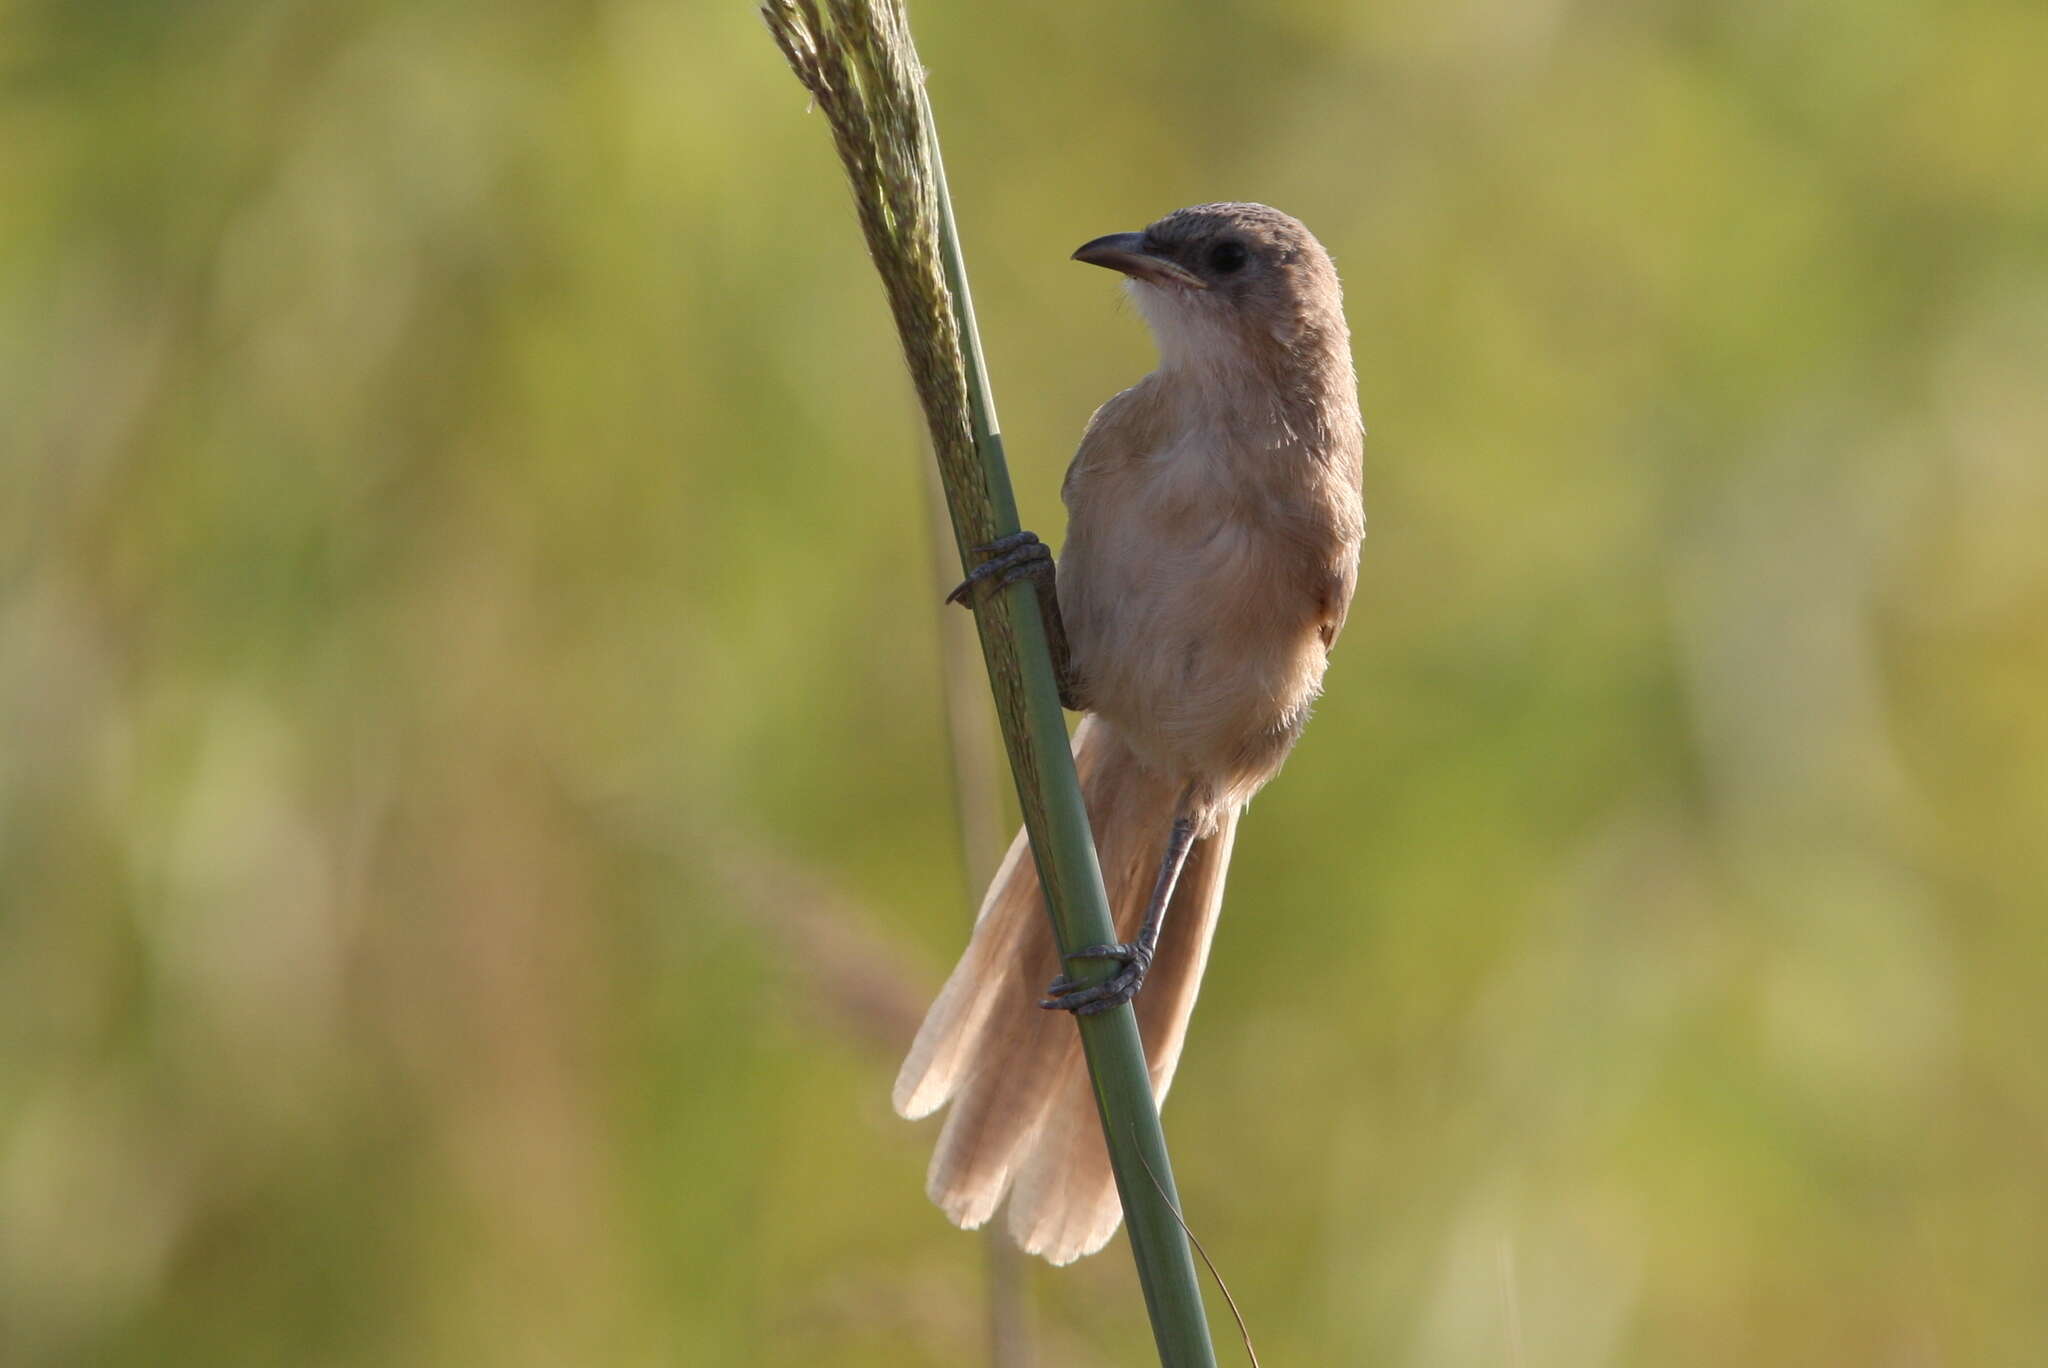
(1071, 232, 1208, 290)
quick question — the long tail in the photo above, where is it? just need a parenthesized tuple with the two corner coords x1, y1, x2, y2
(893, 716, 1239, 1265)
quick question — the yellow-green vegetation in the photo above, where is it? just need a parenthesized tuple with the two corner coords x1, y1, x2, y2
(3, 1, 2045, 1365)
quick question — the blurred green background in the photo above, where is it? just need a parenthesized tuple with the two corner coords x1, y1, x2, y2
(5, 0, 2047, 1363)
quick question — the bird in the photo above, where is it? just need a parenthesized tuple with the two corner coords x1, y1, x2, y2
(893, 202, 1366, 1265)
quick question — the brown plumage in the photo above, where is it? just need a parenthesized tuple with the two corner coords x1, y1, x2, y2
(895, 203, 1365, 1264)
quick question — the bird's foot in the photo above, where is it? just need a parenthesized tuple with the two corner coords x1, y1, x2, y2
(1039, 941, 1153, 1016)
(945, 531, 1052, 608)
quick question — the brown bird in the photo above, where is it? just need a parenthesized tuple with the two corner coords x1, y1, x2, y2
(894, 203, 1365, 1264)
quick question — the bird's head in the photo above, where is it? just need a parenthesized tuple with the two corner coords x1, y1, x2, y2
(1072, 202, 1347, 378)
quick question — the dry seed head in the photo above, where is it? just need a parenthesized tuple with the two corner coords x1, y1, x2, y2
(762, 0, 975, 497)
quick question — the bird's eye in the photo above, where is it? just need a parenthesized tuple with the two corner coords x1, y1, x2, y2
(1207, 241, 1249, 274)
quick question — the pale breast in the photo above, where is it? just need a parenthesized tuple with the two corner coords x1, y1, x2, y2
(1060, 424, 1340, 803)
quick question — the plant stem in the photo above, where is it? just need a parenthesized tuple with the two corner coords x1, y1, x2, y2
(762, 4, 1218, 1358)
(923, 120, 1219, 1368)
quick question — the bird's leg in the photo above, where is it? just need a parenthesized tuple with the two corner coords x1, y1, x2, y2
(946, 530, 1082, 711)
(1040, 802, 1200, 1017)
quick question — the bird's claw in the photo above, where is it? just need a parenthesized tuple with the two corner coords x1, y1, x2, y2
(1039, 941, 1153, 1016)
(946, 531, 1053, 607)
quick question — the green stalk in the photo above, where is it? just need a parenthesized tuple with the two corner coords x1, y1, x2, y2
(762, 3, 1217, 1363)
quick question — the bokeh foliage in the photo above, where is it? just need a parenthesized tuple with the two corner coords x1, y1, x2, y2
(4, 0, 2046, 1364)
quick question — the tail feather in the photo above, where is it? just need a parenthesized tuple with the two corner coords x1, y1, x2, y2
(891, 828, 1041, 1123)
(892, 716, 1239, 1263)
